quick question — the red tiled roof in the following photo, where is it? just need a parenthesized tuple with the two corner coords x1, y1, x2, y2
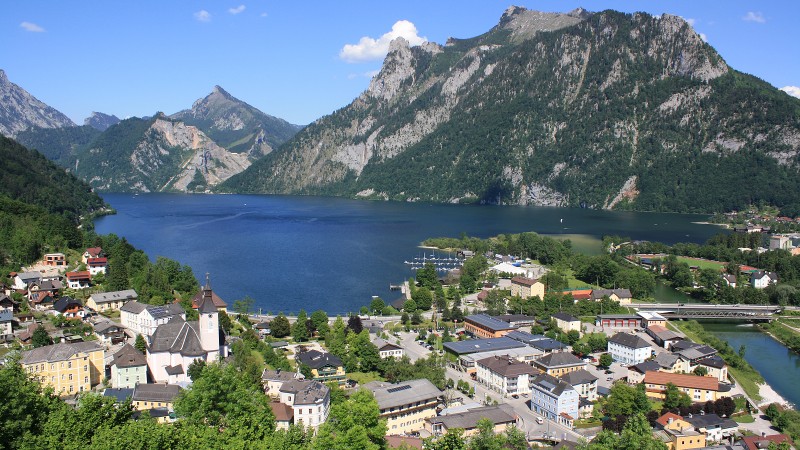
(386, 436, 423, 449)
(87, 257, 108, 266)
(66, 271, 91, 280)
(644, 371, 719, 391)
(656, 412, 683, 427)
(511, 276, 540, 286)
(269, 402, 293, 422)
(85, 247, 102, 257)
(742, 434, 793, 450)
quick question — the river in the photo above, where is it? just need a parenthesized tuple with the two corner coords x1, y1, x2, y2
(654, 282, 800, 407)
(94, 193, 720, 315)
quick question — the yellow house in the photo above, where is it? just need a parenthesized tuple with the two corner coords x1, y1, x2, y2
(21, 341, 104, 397)
(366, 379, 442, 435)
(296, 350, 346, 384)
(86, 289, 138, 312)
(644, 371, 730, 402)
(131, 383, 182, 423)
(533, 352, 586, 377)
(552, 312, 582, 334)
(510, 277, 545, 299)
(426, 404, 517, 438)
(655, 412, 707, 450)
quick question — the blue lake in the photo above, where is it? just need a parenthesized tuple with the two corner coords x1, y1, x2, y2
(94, 193, 722, 315)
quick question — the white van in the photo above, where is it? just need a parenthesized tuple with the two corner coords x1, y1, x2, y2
(537, 417, 544, 424)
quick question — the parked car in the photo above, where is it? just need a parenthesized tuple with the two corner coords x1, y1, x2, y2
(605, 369, 613, 374)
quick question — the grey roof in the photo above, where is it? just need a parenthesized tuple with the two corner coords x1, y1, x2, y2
(148, 319, 206, 357)
(505, 330, 547, 344)
(262, 368, 301, 382)
(561, 368, 598, 385)
(148, 303, 185, 320)
(428, 404, 516, 430)
(596, 314, 640, 320)
(648, 326, 682, 341)
(372, 338, 402, 352)
(676, 345, 717, 361)
(0, 307, 12, 322)
(297, 350, 343, 369)
(591, 289, 632, 300)
(120, 300, 148, 314)
(750, 270, 778, 282)
(16, 272, 41, 282)
(608, 332, 652, 349)
(53, 296, 82, 313)
(465, 314, 517, 332)
(111, 344, 147, 368)
(494, 314, 536, 324)
(364, 379, 442, 411)
(630, 360, 662, 374)
(93, 320, 123, 334)
(530, 338, 567, 352)
(671, 340, 700, 351)
(654, 352, 680, 368)
(552, 312, 580, 323)
(164, 365, 184, 375)
(278, 379, 329, 405)
(33, 279, 61, 291)
(132, 383, 182, 403)
(21, 341, 103, 364)
(90, 290, 138, 304)
(698, 355, 727, 369)
(683, 413, 738, 430)
(531, 372, 576, 397)
(198, 294, 217, 314)
(103, 388, 134, 403)
(443, 337, 525, 355)
(534, 352, 585, 369)
(477, 355, 537, 377)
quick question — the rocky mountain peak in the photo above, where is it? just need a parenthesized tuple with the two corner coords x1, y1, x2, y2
(496, 6, 587, 42)
(0, 69, 75, 138)
(0, 69, 7, 83)
(388, 36, 410, 52)
(84, 111, 121, 131)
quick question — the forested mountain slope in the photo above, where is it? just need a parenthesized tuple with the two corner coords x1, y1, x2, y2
(222, 8, 800, 214)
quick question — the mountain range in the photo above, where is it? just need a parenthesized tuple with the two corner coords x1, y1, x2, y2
(3, 7, 800, 213)
(8, 83, 301, 193)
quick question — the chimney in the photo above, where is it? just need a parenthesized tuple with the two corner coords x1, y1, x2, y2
(668, 418, 673, 424)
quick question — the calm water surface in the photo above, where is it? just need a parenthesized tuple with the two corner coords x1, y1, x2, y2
(95, 193, 720, 315)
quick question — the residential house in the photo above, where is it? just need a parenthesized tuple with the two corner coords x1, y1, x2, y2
(510, 277, 545, 299)
(0, 306, 13, 340)
(86, 257, 108, 275)
(653, 352, 681, 372)
(262, 368, 304, 398)
(561, 369, 598, 401)
(28, 279, 61, 302)
(18, 322, 43, 344)
(29, 291, 54, 308)
(426, 404, 518, 437)
(277, 379, 330, 430)
(476, 355, 538, 396)
(270, 402, 295, 431)
(638, 311, 667, 328)
(92, 320, 126, 345)
(653, 412, 707, 450)
(770, 235, 791, 250)
(647, 325, 684, 349)
(722, 274, 737, 288)
(443, 337, 525, 356)
(533, 352, 586, 376)
(87, 289, 138, 312)
(591, 289, 633, 304)
(189, 274, 227, 312)
(296, 350, 346, 384)
(750, 270, 778, 289)
(673, 342, 720, 373)
(82, 247, 103, 264)
(110, 344, 148, 388)
(365, 379, 442, 434)
(43, 253, 66, 267)
(464, 314, 517, 338)
(254, 322, 271, 338)
(20, 341, 104, 397)
(53, 296, 84, 318)
(146, 295, 228, 384)
(608, 332, 653, 365)
(740, 434, 793, 450)
(103, 387, 134, 404)
(0, 293, 20, 311)
(695, 355, 729, 382)
(628, 360, 663, 384)
(643, 371, 732, 402)
(683, 413, 738, 443)
(552, 312, 582, 334)
(132, 383, 182, 422)
(562, 289, 593, 301)
(372, 337, 404, 359)
(530, 372, 580, 428)
(121, 301, 185, 337)
(13, 271, 41, 290)
(65, 271, 91, 289)
(458, 346, 542, 373)
(596, 314, 640, 329)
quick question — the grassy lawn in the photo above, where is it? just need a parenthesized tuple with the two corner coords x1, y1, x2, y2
(574, 418, 602, 429)
(564, 269, 595, 289)
(347, 371, 384, 385)
(673, 256, 726, 271)
(733, 414, 756, 423)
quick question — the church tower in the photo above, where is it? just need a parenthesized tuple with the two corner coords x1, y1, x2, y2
(198, 273, 219, 355)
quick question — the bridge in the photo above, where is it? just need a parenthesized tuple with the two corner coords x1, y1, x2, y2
(629, 303, 782, 320)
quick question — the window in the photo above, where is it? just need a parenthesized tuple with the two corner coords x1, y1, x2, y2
(84, 376, 88, 383)
(84, 365, 88, 371)
(69, 374, 73, 381)
(68, 362, 72, 369)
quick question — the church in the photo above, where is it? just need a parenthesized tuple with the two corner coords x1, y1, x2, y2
(146, 275, 228, 384)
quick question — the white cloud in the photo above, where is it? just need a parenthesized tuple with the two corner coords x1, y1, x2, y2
(20, 21, 45, 32)
(742, 11, 766, 23)
(229, 5, 246, 15)
(260, 12, 268, 17)
(699, 33, 708, 42)
(194, 10, 211, 22)
(780, 86, 800, 99)
(339, 20, 426, 63)
(347, 69, 381, 80)
(682, 17, 696, 27)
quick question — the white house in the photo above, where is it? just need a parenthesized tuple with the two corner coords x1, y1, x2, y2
(561, 369, 598, 401)
(0, 306, 12, 339)
(372, 337, 404, 359)
(278, 379, 330, 430)
(121, 301, 185, 337)
(607, 332, 652, 365)
(86, 257, 108, 276)
(476, 355, 537, 396)
(146, 296, 227, 384)
(750, 270, 778, 289)
(13, 271, 41, 290)
(530, 372, 580, 428)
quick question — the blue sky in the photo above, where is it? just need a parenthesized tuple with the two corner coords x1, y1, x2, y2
(3, 1, 798, 125)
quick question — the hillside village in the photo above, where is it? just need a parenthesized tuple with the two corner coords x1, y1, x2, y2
(2, 240, 797, 450)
